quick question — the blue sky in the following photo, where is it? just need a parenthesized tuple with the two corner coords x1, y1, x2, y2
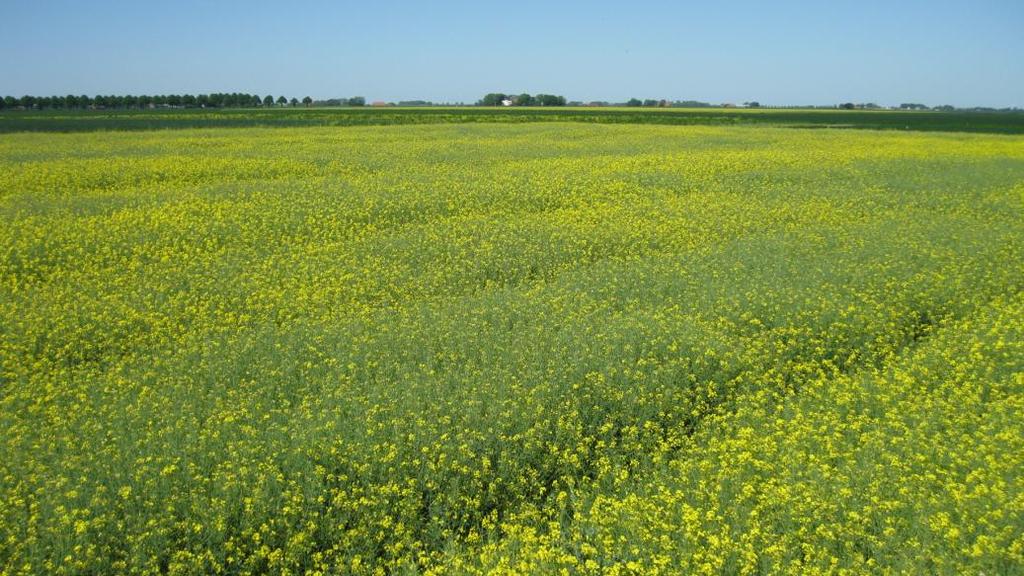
(2, 0, 1021, 107)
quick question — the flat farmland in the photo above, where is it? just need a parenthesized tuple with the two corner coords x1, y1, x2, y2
(1, 122, 1023, 574)
(3, 107, 1024, 135)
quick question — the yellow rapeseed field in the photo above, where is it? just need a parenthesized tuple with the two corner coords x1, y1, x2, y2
(1, 123, 1022, 574)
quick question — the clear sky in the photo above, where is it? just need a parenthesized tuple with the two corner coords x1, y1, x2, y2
(2, 0, 1022, 107)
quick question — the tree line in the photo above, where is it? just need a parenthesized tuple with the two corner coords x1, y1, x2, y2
(0, 94, 368, 110)
(477, 93, 567, 106)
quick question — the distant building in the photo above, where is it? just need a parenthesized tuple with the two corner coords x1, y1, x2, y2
(371, 101, 389, 107)
(501, 99, 513, 107)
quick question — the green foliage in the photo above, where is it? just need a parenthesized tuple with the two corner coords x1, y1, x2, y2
(479, 93, 508, 106)
(0, 93, 263, 110)
(477, 93, 565, 106)
(534, 94, 566, 106)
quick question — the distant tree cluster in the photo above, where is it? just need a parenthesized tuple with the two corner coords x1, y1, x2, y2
(313, 97, 366, 107)
(0, 93, 274, 110)
(839, 102, 886, 110)
(476, 93, 567, 106)
(672, 100, 713, 108)
(835, 102, 1009, 111)
(313, 94, 367, 106)
(0, 94, 373, 110)
(623, 99, 713, 108)
(478, 93, 505, 106)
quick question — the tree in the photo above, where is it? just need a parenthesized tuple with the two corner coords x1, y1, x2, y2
(263, 95, 274, 106)
(839, 102, 855, 110)
(276, 96, 287, 106)
(289, 97, 299, 107)
(478, 93, 507, 106)
(347, 96, 365, 106)
(643, 99, 659, 107)
(626, 98, 642, 107)
(516, 93, 534, 106)
(535, 94, 566, 106)
(302, 96, 313, 107)
(744, 101, 761, 108)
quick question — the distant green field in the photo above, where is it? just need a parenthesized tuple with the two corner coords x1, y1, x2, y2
(2, 122, 1023, 574)
(2, 106, 1024, 134)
